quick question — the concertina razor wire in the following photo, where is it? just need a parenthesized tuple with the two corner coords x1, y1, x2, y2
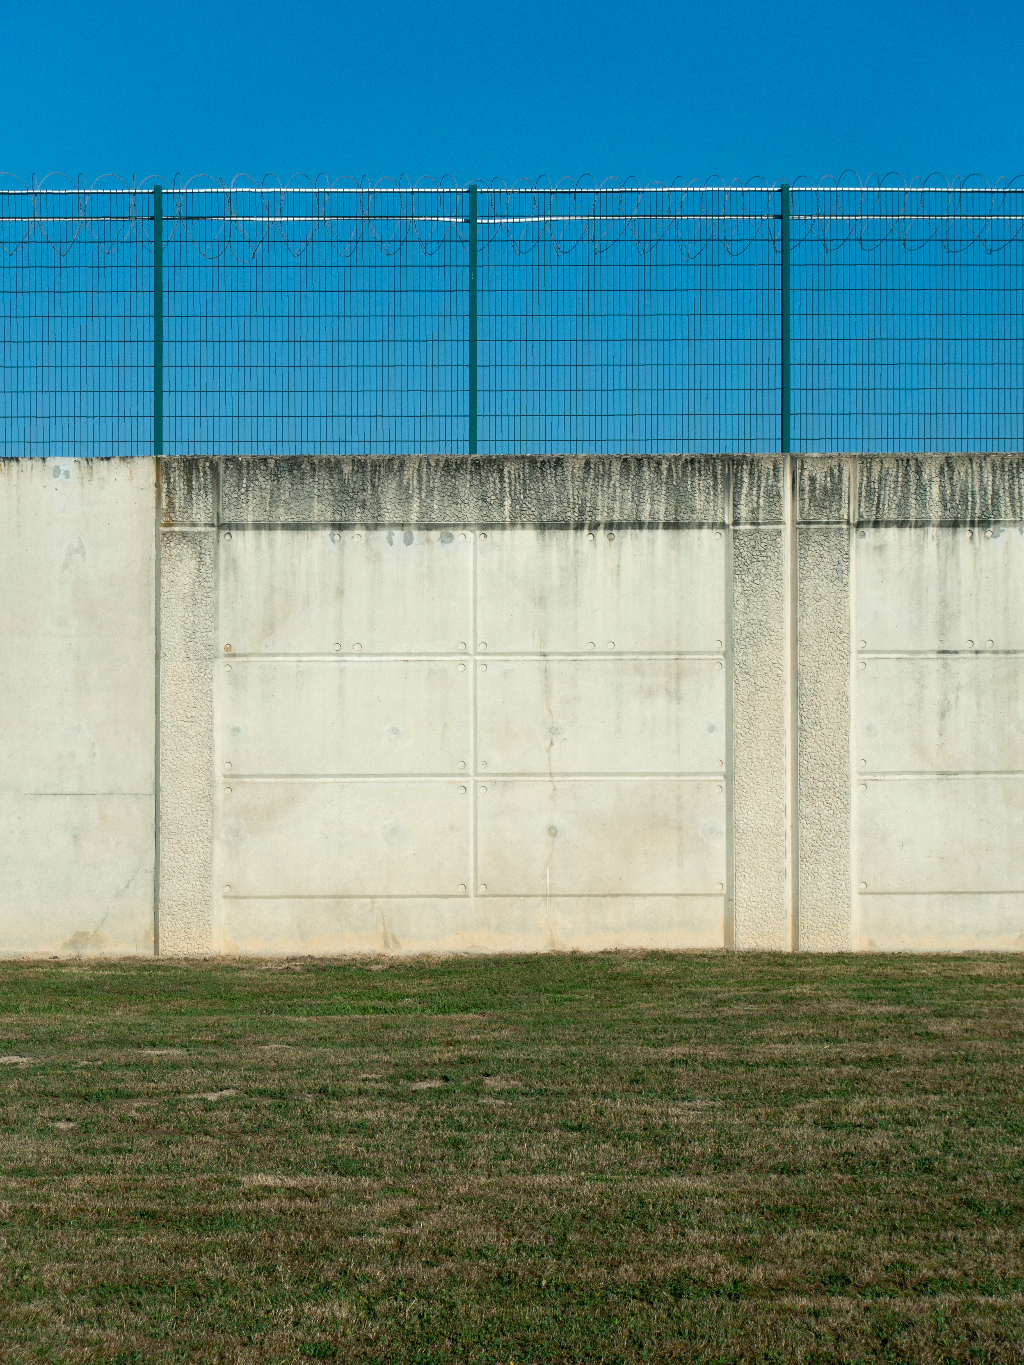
(2, 174, 1024, 259)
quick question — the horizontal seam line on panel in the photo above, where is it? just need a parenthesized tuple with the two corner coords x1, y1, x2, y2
(219, 892, 728, 900)
(221, 772, 729, 782)
(222, 652, 727, 661)
(19, 791, 154, 797)
(855, 889, 1024, 896)
(860, 650, 1024, 657)
(858, 771, 1024, 779)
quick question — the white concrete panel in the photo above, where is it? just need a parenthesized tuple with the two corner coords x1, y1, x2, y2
(477, 780, 726, 896)
(0, 458, 155, 796)
(477, 657, 726, 774)
(0, 639, 154, 797)
(858, 656, 1024, 772)
(219, 527, 472, 655)
(0, 794, 154, 955)
(222, 660, 472, 775)
(0, 459, 156, 958)
(220, 781, 471, 898)
(856, 526, 1024, 652)
(222, 897, 550, 955)
(856, 777, 1024, 894)
(857, 894, 1024, 952)
(221, 895, 723, 955)
(476, 527, 726, 654)
(546, 896, 723, 951)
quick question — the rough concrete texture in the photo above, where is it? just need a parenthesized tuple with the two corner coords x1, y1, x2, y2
(796, 526, 852, 951)
(3, 452, 1023, 955)
(732, 456, 785, 526)
(0, 458, 156, 955)
(209, 454, 728, 528)
(731, 528, 789, 950)
(160, 457, 216, 528)
(858, 455, 1024, 525)
(158, 529, 215, 953)
(799, 457, 850, 525)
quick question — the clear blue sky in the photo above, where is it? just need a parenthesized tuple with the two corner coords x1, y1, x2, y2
(3, 0, 1021, 185)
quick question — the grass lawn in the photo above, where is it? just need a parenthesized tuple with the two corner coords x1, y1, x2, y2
(0, 951, 1022, 1363)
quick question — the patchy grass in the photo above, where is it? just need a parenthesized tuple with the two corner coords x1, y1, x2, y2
(0, 951, 1022, 1363)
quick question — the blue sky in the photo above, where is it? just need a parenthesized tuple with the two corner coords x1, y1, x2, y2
(3, 0, 1021, 185)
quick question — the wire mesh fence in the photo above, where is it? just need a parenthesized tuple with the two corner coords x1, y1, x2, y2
(1, 176, 1021, 457)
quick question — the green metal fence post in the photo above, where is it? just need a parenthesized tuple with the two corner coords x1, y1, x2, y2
(780, 182, 790, 454)
(468, 182, 477, 456)
(153, 184, 163, 457)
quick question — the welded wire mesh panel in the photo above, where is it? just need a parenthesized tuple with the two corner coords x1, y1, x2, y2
(165, 185, 466, 454)
(0, 184, 152, 457)
(479, 185, 777, 454)
(791, 183, 1024, 453)
(1, 176, 1022, 457)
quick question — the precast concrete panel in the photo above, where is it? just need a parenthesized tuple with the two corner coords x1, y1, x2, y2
(857, 655, 1024, 773)
(219, 526, 472, 656)
(218, 894, 725, 956)
(476, 780, 726, 896)
(537, 895, 724, 950)
(852, 518, 1024, 952)
(858, 894, 1024, 951)
(220, 781, 472, 898)
(475, 527, 727, 654)
(856, 776, 1024, 894)
(221, 659, 473, 776)
(212, 512, 730, 952)
(476, 657, 726, 774)
(220, 896, 549, 955)
(1, 641, 153, 799)
(0, 458, 156, 956)
(0, 460, 154, 797)
(0, 794, 155, 955)
(855, 526, 1024, 653)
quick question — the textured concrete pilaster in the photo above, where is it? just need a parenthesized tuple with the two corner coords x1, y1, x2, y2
(731, 457, 789, 951)
(796, 459, 852, 951)
(158, 528, 215, 953)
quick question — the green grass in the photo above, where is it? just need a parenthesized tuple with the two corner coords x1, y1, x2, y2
(0, 951, 1022, 1363)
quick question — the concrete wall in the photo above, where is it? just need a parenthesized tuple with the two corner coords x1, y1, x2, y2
(0, 458, 156, 955)
(2, 453, 1023, 955)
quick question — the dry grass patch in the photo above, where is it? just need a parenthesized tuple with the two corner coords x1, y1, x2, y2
(0, 951, 1022, 1362)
